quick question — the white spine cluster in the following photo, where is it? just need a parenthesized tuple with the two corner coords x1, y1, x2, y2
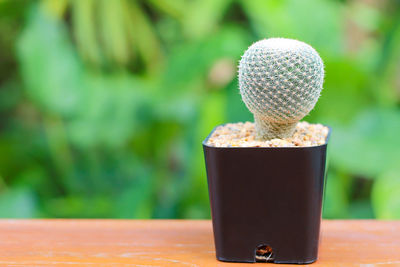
(238, 38, 324, 140)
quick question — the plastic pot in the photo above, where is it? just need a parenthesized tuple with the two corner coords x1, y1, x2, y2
(203, 125, 330, 264)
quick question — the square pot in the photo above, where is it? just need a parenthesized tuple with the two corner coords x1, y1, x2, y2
(203, 125, 330, 264)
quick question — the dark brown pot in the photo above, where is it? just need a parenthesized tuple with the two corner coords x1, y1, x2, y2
(203, 125, 330, 264)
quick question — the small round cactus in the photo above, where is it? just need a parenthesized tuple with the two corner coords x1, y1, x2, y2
(238, 38, 324, 140)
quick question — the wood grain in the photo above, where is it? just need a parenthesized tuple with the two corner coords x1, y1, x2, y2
(0, 220, 399, 266)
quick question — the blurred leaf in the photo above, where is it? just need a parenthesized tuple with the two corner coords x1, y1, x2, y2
(226, 78, 253, 123)
(128, 0, 164, 73)
(147, 0, 185, 20)
(183, 0, 233, 39)
(42, 115, 75, 191)
(72, 0, 102, 65)
(310, 57, 372, 124)
(153, 26, 248, 124)
(323, 172, 350, 219)
(0, 80, 21, 111)
(241, 0, 344, 56)
(374, 14, 400, 105)
(330, 108, 400, 178)
(0, 188, 37, 218)
(162, 26, 249, 95)
(18, 4, 153, 149)
(198, 92, 227, 138)
(177, 91, 226, 219)
(17, 5, 84, 117)
(348, 200, 374, 219)
(349, 2, 381, 32)
(45, 196, 112, 218)
(372, 172, 400, 219)
(98, 0, 130, 65)
(115, 164, 154, 218)
(67, 72, 151, 148)
(41, 0, 68, 19)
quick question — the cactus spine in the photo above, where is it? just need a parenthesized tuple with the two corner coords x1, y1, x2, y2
(238, 38, 324, 140)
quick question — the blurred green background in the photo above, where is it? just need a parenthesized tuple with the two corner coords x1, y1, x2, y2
(0, 0, 399, 219)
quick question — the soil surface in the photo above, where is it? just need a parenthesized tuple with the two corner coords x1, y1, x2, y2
(206, 121, 329, 147)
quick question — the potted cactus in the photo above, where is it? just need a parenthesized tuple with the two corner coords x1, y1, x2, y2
(203, 38, 330, 264)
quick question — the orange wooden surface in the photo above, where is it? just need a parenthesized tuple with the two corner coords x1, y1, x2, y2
(0, 220, 399, 266)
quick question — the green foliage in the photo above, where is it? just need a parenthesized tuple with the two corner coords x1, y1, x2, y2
(372, 172, 400, 219)
(0, 0, 399, 219)
(330, 109, 400, 178)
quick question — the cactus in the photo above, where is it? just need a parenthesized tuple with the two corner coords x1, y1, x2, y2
(238, 38, 324, 140)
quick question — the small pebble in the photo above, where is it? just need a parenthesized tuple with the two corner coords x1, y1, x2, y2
(206, 121, 329, 147)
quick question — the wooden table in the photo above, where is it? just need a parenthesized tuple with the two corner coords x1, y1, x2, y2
(0, 220, 399, 266)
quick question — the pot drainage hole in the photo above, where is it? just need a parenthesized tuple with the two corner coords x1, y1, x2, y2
(255, 245, 274, 262)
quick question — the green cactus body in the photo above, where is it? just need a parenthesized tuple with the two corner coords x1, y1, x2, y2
(238, 38, 324, 140)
